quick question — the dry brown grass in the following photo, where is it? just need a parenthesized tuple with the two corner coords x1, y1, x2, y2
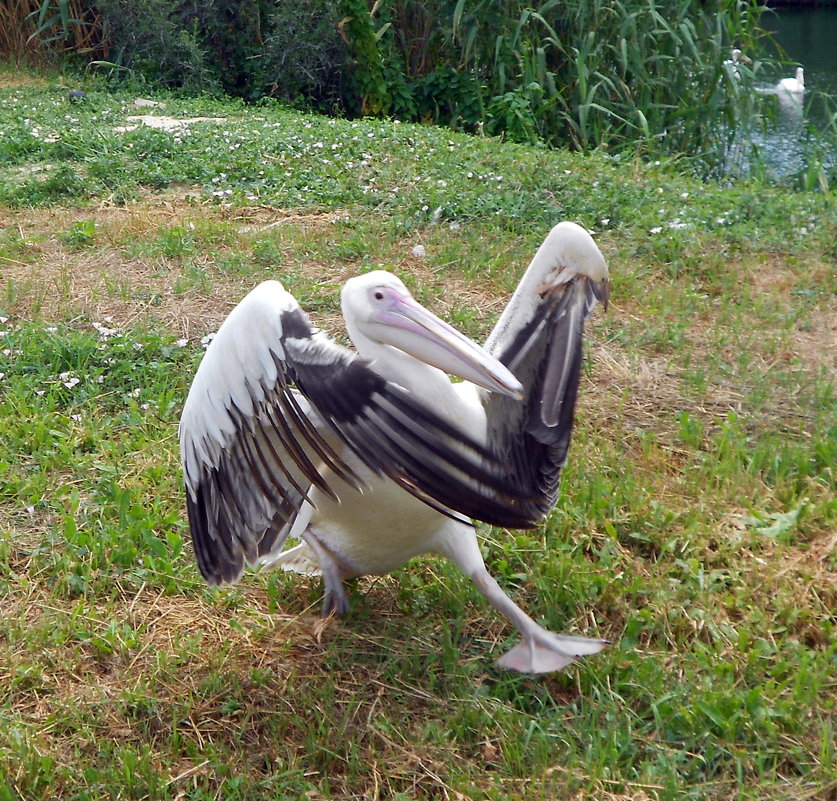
(2, 196, 362, 335)
(0, 71, 48, 88)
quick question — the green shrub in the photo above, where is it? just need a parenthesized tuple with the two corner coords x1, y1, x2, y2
(259, 1, 348, 108)
(357, 0, 770, 169)
(95, 0, 220, 93)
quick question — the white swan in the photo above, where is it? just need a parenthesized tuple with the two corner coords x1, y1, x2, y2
(777, 67, 804, 96)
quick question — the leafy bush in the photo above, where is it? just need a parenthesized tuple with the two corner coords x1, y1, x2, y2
(259, 1, 348, 108)
(94, 0, 220, 93)
(357, 0, 771, 169)
(14, 0, 349, 104)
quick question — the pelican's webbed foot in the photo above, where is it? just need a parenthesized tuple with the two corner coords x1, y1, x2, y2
(495, 631, 609, 675)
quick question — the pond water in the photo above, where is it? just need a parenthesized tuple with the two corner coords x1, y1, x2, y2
(766, 6, 837, 101)
(740, 6, 837, 181)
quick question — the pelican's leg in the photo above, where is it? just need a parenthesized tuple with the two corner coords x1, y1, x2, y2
(469, 568, 609, 674)
(433, 524, 608, 674)
(301, 528, 350, 617)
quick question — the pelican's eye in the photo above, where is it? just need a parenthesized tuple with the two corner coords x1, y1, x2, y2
(374, 291, 384, 300)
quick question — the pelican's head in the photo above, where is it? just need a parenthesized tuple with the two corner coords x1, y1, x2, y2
(341, 271, 523, 399)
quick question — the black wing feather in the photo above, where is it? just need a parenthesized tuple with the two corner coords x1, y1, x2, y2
(483, 276, 605, 524)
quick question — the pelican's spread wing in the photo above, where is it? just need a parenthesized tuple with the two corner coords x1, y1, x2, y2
(180, 281, 530, 585)
(481, 224, 609, 525)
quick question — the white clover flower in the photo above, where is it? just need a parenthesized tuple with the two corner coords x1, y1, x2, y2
(176, 338, 188, 348)
(411, 244, 427, 259)
(649, 226, 663, 234)
(129, 388, 141, 398)
(92, 321, 119, 340)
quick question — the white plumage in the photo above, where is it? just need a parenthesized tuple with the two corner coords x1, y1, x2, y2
(179, 221, 610, 674)
(777, 67, 805, 96)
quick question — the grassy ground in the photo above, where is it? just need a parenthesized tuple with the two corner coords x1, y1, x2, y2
(0, 71, 835, 800)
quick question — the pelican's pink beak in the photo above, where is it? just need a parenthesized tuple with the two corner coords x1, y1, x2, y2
(367, 288, 524, 400)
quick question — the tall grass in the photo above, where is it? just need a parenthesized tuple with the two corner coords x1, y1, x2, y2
(372, 0, 772, 171)
(0, 0, 101, 64)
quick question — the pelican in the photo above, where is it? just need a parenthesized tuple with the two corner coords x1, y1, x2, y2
(179, 221, 610, 674)
(777, 67, 804, 96)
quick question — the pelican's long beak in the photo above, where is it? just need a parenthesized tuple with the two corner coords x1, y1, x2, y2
(369, 293, 524, 400)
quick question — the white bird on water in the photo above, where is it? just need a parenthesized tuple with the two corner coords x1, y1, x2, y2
(179, 221, 610, 674)
(777, 67, 805, 97)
